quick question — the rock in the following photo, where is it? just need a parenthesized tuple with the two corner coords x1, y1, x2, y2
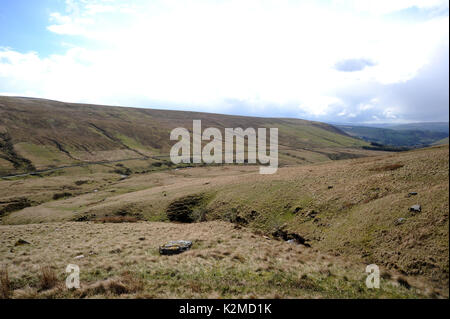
(395, 218, 406, 225)
(305, 210, 318, 218)
(293, 207, 302, 214)
(159, 240, 193, 255)
(409, 205, 421, 213)
(327, 185, 333, 189)
(74, 254, 85, 259)
(109, 248, 122, 254)
(408, 192, 418, 197)
(272, 228, 311, 247)
(138, 237, 145, 241)
(14, 239, 30, 246)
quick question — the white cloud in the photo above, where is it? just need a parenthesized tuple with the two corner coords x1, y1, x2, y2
(0, 0, 448, 122)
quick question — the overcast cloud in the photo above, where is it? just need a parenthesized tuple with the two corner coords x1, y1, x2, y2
(0, 0, 448, 123)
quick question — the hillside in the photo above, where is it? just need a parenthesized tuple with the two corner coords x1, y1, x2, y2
(337, 125, 448, 147)
(433, 137, 449, 145)
(0, 96, 447, 299)
(388, 122, 449, 134)
(0, 96, 373, 176)
(0, 144, 448, 298)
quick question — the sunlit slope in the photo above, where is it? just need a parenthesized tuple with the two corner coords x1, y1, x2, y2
(2, 145, 447, 293)
(0, 96, 369, 175)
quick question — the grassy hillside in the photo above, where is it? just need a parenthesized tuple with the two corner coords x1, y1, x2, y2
(389, 122, 449, 134)
(0, 145, 447, 298)
(433, 137, 449, 145)
(337, 125, 448, 147)
(0, 96, 371, 176)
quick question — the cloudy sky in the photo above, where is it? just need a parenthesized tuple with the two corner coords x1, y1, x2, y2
(0, 0, 448, 123)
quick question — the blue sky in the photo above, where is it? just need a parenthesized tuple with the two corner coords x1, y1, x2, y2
(0, 0, 448, 123)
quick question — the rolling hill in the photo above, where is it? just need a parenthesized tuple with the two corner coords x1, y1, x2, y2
(0, 96, 373, 176)
(0, 95, 447, 299)
(337, 124, 448, 147)
(0, 144, 447, 298)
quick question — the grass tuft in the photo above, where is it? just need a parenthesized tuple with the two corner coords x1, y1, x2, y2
(39, 266, 58, 290)
(0, 265, 11, 299)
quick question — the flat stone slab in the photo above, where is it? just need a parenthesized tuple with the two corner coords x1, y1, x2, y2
(159, 240, 193, 255)
(409, 205, 421, 213)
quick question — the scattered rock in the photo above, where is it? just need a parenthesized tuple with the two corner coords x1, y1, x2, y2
(14, 239, 30, 246)
(75, 215, 89, 222)
(159, 240, 193, 255)
(109, 248, 122, 254)
(409, 205, 421, 213)
(305, 210, 318, 219)
(272, 227, 311, 247)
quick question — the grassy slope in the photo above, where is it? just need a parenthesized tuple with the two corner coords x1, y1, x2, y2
(389, 122, 449, 134)
(0, 221, 428, 298)
(1, 145, 448, 297)
(0, 96, 370, 175)
(337, 125, 448, 147)
(433, 137, 449, 145)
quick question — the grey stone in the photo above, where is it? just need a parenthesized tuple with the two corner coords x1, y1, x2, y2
(159, 240, 193, 255)
(409, 205, 421, 213)
(14, 239, 30, 246)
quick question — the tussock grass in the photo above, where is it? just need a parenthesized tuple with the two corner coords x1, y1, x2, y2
(0, 265, 11, 299)
(39, 266, 58, 291)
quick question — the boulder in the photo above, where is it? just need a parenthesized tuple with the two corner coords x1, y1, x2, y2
(14, 239, 30, 246)
(159, 240, 193, 255)
(409, 205, 421, 213)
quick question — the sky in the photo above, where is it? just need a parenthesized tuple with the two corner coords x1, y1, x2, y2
(0, 0, 448, 123)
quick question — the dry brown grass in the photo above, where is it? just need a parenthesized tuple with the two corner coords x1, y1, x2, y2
(0, 221, 430, 299)
(0, 145, 448, 298)
(39, 266, 58, 291)
(369, 163, 404, 171)
(94, 216, 139, 223)
(0, 265, 11, 299)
